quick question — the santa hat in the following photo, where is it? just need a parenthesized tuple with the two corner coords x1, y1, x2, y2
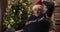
(32, 0, 43, 11)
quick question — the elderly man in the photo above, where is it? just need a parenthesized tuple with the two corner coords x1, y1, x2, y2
(16, 0, 54, 32)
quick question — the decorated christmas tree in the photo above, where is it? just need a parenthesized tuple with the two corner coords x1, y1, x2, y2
(3, 0, 32, 30)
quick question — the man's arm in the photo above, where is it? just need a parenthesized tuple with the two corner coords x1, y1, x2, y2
(43, 1, 54, 17)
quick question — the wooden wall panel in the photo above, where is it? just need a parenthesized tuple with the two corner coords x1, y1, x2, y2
(54, 6, 60, 32)
(0, 0, 7, 32)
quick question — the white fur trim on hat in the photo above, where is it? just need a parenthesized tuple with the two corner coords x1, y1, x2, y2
(32, 5, 42, 10)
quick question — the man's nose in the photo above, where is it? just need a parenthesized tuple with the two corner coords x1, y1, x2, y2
(34, 8, 40, 11)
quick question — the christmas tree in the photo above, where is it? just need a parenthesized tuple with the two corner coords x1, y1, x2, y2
(3, 0, 32, 30)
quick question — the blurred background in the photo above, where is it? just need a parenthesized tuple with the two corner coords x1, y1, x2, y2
(0, 0, 60, 32)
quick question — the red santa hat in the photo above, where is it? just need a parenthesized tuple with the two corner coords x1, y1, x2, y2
(32, 0, 43, 11)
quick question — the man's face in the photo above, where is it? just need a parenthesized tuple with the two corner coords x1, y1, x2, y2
(33, 8, 43, 15)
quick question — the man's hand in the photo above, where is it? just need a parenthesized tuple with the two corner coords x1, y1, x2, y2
(15, 29, 24, 32)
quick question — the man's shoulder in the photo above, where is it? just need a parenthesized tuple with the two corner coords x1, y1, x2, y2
(27, 15, 35, 21)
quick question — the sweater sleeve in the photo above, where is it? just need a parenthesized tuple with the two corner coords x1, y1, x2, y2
(43, 1, 54, 17)
(22, 16, 33, 29)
